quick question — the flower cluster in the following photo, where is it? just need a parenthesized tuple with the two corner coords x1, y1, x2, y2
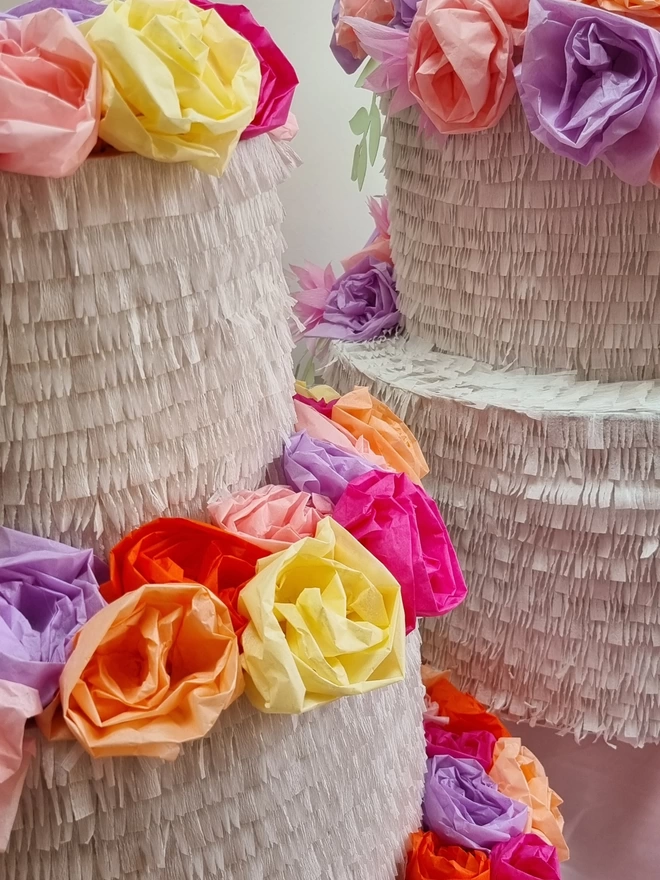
(0, 382, 464, 852)
(0, 0, 298, 179)
(331, 0, 660, 186)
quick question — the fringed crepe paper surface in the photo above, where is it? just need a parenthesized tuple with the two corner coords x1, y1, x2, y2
(326, 336, 660, 745)
(0, 629, 425, 880)
(0, 136, 299, 555)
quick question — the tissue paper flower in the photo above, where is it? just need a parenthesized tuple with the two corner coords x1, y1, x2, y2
(190, 2, 298, 138)
(270, 111, 299, 141)
(294, 397, 391, 470)
(283, 431, 380, 504)
(333, 471, 466, 633)
(342, 197, 392, 271)
(394, 0, 423, 25)
(331, 0, 395, 72)
(489, 739, 568, 861)
(0, 680, 41, 853)
(579, 0, 660, 22)
(490, 833, 561, 879)
(103, 517, 266, 639)
(425, 724, 497, 772)
(293, 393, 336, 418)
(79, 0, 261, 175)
(408, 0, 524, 135)
(425, 676, 511, 739)
(58, 583, 242, 759)
(406, 831, 491, 879)
(0, 8, 100, 177)
(516, 0, 660, 186)
(423, 755, 528, 850)
(295, 381, 341, 403)
(0, 0, 104, 20)
(0, 527, 106, 706)
(331, 387, 429, 482)
(239, 517, 406, 713)
(208, 485, 333, 553)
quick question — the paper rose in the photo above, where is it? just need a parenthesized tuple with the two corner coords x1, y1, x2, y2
(579, 0, 660, 23)
(57, 584, 242, 759)
(425, 723, 497, 772)
(425, 675, 511, 739)
(283, 431, 380, 504)
(0, 0, 104, 20)
(331, 0, 395, 72)
(342, 197, 392, 271)
(333, 470, 466, 633)
(408, 0, 524, 135)
(0, 527, 106, 706)
(79, 0, 261, 175)
(103, 517, 266, 639)
(424, 755, 528, 850)
(516, 0, 660, 186)
(293, 393, 336, 418)
(0, 9, 100, 177)
(208, 485, 333, 553)
(190, 2, 298, 139)
(406, 831, 491, 879)
(491, 833, 561, 879)
(394, 0, 423, 26)
(489, 738, 568, 861)
(0, 681, 41, 853)
(331, 387, 429, 482)
(270, 111, 299, 142)
(239, 517, 406, 713)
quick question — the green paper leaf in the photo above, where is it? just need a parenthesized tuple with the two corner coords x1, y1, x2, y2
(349, 106, 370, 136)
(351, 142, 362, 182)
(355, 57, 380, 89)
(368, 100, 381, 166)
(356, 138, 368, 191)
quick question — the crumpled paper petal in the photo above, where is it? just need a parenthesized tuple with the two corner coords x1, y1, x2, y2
(269, 110, 299, 141)
(239, 517, 406, 714)
(334, 470, 466, 633)
(57, 583, 243, 759)
(0, 680, 42, 853)
(423, 755, 528, 851)
(208, 485, 333, 553)
(406, 831, 491, 879)
(490, 832, 561, 879)
(0, 0, 104, 21)
(294, 397, 391, 469)
(0, 8, 100, 177)
(331, 0, 395, 71)
(424, 672, 511, 740)
(515, 0, 660, 186)
(342, 196, 393, 272)
(578, 0, 660, 23)
(0, 527, 106, 706)
(394, 0, 423, 26)
(489, 738, 569, 861)
(331, 387, 429, 482)
(190, 1, 298, 138)
(79, 0, 261, 175)
(103, 517, 266, 641)
(425, 723, 497, 772)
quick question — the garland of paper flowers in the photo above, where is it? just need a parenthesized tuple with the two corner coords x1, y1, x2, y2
(332, 0, 660, 189)
(0, 0, 298, 178)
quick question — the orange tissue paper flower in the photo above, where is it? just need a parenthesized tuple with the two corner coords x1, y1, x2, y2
(425, 673, 511, 740)
(407, 831, 491, 879)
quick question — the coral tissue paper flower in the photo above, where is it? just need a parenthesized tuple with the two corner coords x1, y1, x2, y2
(0, 0, 104, 22)
(332, 0, 395, 72)
(334, 470, 466, 633)
(190, 2, 298, 138)
(489, 738, 568, 861)
(0, 8, 100, 177)
(408, 0, 524, 135)
(79, 0, 261, 175)
(0, 681, 41, 853)
(423, 755, 528, 851)
(0, 527, 106, 706)
(490, 833, 561, 879)
(208, 485, 333, 553)
(406, 831, 491, 879)
(239, 517, 406, 714)
(516, 0, 660, 186)
(58, 584, 243, 759)
(425, 674, 511, 740)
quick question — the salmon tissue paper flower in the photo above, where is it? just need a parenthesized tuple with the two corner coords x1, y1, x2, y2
(239, 517, 406, 714)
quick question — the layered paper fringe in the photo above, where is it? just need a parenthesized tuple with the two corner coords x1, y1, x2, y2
(0, 632, 425, 880)
(0, 139, 300, 554)
(325, 337, 660, 746)
(386, 104, 660, 381)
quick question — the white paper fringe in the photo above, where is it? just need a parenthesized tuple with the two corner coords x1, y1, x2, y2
(0, 139, 300, 555)
(0, 632, 425, 880)
(326, 337, 660, 747)
(386, 104, 660, 382)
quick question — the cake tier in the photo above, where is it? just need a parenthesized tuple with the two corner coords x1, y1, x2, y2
(326, 337, 660, 746)
(387, 103, 660, 381)
(0, 139, 298, 555)
(0, 633, 425, 880)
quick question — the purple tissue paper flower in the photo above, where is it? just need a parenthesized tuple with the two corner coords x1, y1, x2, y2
(423, 755, 528, 851)
(0, 528, 106, 706)
(393, 0, 421, 27)
(283, 431, 378, 503)
(0, 0, 104, 20)
(515, 0, 660, 186)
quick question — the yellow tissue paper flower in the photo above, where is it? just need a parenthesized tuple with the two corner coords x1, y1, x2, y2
(79, 0, 261, 175)
(239, 517, 406, 714)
